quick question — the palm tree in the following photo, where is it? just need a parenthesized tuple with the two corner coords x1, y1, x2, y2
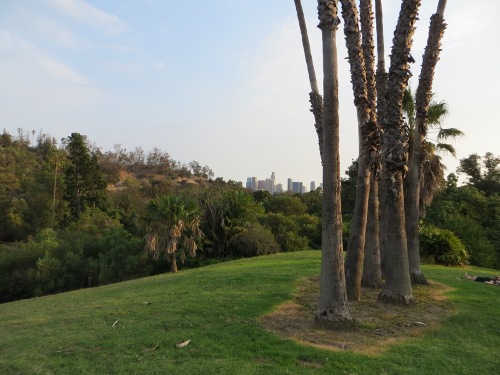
(363, 0, 385, 288)
(144, 195, 203, 273)
(378, 0, 420, 305)
(294, 0, 324, 162)
(338, 0, 379, 301)
(405, 0, 450, 285)
(315, 0, 352, 326)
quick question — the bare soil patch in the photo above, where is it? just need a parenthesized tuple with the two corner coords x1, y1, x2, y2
(260, 276, 455, 355)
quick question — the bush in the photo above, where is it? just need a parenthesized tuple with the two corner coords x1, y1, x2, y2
(419, 226, 469, 266)
(258, 213, 309, 252)
(227, 224, 280, 257)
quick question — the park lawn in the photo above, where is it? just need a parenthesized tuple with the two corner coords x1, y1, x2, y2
(0, 251, 498, 374)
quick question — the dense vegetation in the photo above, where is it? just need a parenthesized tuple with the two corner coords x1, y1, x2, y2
(0, 129, 498, 303)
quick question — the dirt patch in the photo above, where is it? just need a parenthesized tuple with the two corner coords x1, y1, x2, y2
(260, 276, 455, 355)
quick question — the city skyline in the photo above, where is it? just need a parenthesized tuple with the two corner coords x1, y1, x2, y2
(245, 172, 321, 194)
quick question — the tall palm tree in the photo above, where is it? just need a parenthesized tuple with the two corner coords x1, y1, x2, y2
(294, 0, 324, 162)
(338, 0, 378, 301)
(406, 1, 450, 285)
(144, 195, 203, 273)
(363, 0, 385, 287)
(315, 0, 352, 326)
(378, 0, 421, 305)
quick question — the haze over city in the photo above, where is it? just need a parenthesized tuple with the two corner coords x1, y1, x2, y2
(1, 0, 498, 185)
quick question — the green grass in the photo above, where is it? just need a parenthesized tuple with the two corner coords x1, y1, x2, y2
(0, 251, 499, 374)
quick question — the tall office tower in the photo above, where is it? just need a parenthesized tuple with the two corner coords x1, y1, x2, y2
(310, 181, 316, 192)
(292, 181, 303, 194)
(288, 178, 293, 192)
(302, 185, 307, 194)
(265, 178, 274, 194)
(246, 177, 252, 190)
(271, 172, 276, 194)
(257, 180, 266, 190)
(276, 183, 283, 194)
(251, 177, 258, 191)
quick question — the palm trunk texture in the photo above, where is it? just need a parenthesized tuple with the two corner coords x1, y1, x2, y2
(360, 0, 382, 288)
(374, 0, 388, 279)
(339, 0, 378, 301)
(294, 0, 324, 162)
(378, 0, 421, 305)
(315, 0, 352, 326)
(407, 0, 447, 285)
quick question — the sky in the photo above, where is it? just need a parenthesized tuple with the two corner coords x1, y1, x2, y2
(0, 0, 498, 188)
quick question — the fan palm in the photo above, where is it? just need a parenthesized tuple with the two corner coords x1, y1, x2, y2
(144, 195, 203, 273)
(403, 88, 463, 212)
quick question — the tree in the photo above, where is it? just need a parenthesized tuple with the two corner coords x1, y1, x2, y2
(358, 0, 382, 289)
(458, 153, 500, 196)
(294, 0, 324, 162)
(62, 133, 107, 221)
(339, 0, 379, 301)
(378, 0, 421, 305)
(144, 195, 203, 273)
(315, 0, 352, 326)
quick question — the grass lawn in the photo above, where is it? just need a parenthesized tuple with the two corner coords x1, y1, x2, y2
(0, 251, 498, 374)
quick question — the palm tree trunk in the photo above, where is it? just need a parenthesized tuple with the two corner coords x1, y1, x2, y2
(378, 0, 421, 305)
(407, 0, 447, 285)
(339, 0, 378, 302)
(171, 253, 178, 273)
(374, 0, 388, 278)
(294, 0, 324, 162)
(363, 176, 382, 286)
(359, 0, 382, 288)
(315, 0, 352, 327)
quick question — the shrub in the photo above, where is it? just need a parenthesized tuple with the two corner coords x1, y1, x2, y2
(227, 224, 280, 257)
(258, 213, 309, 252)
(419, 226, 469, 266)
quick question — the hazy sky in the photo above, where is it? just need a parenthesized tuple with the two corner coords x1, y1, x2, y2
(1, 0, 498, 187)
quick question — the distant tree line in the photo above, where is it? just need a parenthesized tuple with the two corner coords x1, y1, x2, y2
(0, 129, 498, 304)
(0, 129, 320, 303)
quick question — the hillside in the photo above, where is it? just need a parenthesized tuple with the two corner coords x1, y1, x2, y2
(1, 251, 498, 374)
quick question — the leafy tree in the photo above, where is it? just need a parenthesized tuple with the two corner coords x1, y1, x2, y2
(227, 223, 280, 257)
(144, 195, 203, 272)
(458, 153, 500, 196)
(258, 213, 309, 252)
(62, 133, 107, 221)
(265, 195, 307, 216)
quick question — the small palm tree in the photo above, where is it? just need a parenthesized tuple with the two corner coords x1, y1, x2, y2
(144, 195, 203, 273)
(403, 88, 464, 211)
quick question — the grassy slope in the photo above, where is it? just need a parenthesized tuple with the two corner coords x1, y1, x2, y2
(0, 251, 498, 375)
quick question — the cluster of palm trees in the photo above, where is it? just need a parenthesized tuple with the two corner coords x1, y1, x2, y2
(295, 0, 456, 325)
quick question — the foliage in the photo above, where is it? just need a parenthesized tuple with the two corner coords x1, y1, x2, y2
(264, 194, 307, 216)
(258, 213, 309, 252)
(62, 133, 108, 221)
(143, 194, 203, 270)
(458, 152, 500, 196)
(419, 226, 469, 266)
(425, 182, 499, 268)
(227, 223, 280, 257)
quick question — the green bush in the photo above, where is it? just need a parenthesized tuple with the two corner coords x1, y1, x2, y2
(258, 213, 309, 252)
(227, 224, 280, 257)
(419, 226, 469, 266)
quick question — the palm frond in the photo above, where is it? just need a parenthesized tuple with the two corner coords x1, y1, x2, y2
(437, 127, 464, 141)
(435, 143, 457, 157)
(427, 101, 449, 125)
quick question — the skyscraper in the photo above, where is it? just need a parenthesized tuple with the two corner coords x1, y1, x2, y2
(310, 181, 316, 192)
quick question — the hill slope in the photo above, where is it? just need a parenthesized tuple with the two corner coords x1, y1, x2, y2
(0, 251, 498, 374)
